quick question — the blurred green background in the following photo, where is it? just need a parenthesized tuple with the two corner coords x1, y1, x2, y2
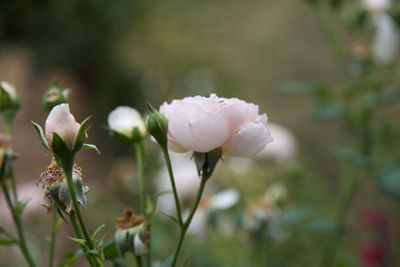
(1, 0, 400, 266)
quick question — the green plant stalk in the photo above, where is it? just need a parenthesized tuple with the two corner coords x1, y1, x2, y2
(3, 115, 18, 203)
(63, 160, 103, 266)
(320, 164, 357, 267)
(134, 254, 143, 267)
(0, 170, 36, 267)
(133, 143, 146, 214)
(132, 142, 151, 267)
(169, 163, 208, 267)
(68, 211, 96, 267)
(161, 147, 183, 226)
(49, 207, 57, 267)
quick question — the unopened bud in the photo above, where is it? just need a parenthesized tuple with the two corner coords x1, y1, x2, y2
(42, 82, 70, 113)
(146, 103, 168, 148)
(0, 81, 21, 114)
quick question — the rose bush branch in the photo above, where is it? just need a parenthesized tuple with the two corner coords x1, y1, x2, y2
(0, 82, 36, 267)
(32, 104, 102, 266)
(0, 152, 36, 267)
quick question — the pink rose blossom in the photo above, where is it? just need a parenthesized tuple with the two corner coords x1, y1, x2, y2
(45, 104, 82, 150)
(160, 94, 272, 157)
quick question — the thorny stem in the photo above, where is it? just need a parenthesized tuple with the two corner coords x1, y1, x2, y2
(69, 212, 96, 267)
(0, 153, 36, 267)
(49, 207, 58, 267)
(170, 161, 209, 267)
(63, 160, 103, 267)
(161, 147, 183, 226)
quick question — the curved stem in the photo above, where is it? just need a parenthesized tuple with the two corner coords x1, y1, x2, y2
(0, 153, 36, 267)
(0, 174, 36, 267)
(161, 148, 183, 226)
(320, 164, 357, 267)
(170, 163, 208, 267)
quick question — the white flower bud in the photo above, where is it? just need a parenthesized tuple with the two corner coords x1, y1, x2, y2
(108, 106, 146, 142)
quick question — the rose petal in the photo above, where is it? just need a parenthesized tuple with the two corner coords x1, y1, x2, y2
(168, 112, 230, 152)
(222, 122, 273, 157)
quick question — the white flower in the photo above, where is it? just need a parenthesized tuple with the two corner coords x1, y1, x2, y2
(255, 123, 297, 165)
(45, 104, 82, 150)
(363, 0, 390, 13)
(107, 106, 146, 141)
(160, 94, 272, 157)
(372, 13, 399, 65)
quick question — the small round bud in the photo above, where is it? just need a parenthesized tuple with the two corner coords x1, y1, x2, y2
(42, 82, 69, 113)
(107, 106, 147, 143)
(0, 81, 21, 114)
(146, 103, 168, 148)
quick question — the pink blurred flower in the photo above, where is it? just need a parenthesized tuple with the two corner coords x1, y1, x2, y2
(45, 104, 82, 150)
(360, 242, 387, 266)
(160, 94, 272, 157)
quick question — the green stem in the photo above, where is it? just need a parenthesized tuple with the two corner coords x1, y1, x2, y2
(312, 4, 349, 84)
(49, 207, 57, 267)
(134, 255, 143, 267)
(170, 163, 208, 267)
(63, 160, 102, 266)
(69, 212, 96, 267)
(0, 161, 36, 267)
(320, 164, 357, 267)
(0, 224, 17, 241)
(133, 143, 146, 214)
(161, 148, 183, 226)
(132, 142, 151, 267)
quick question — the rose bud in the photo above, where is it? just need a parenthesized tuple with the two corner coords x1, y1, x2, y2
(107, 106, 146, 143)
(147, 103, 168, 148)
(42, 82, 70, 114)
(114, 208, 149, 256)
(45, 104, 82, 150)
(0, 81, 21, 113)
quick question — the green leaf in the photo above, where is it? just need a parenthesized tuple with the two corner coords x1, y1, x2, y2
(91, 224, 105, 241)
(331, 147, 370, 167)
(84, 249, 99, 257)
(103, 239, 120, 260)
(374, 162, 400, 199)
(15, 201, 27, 216)
(69, 237, 87, 247)
(52, 132, 72, 160)
(159, 212, 180, 225)
(83, 144, 100, 154)
(145, 194, 154, 218)
(72, 116, 91, 154)
(31, 121, 50, 150)
(309, 101, 343, 121)
(0, 238, 18, 246)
